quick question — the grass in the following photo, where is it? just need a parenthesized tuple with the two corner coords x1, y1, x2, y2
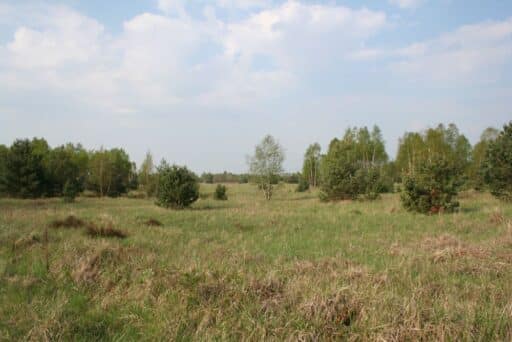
(0, 184, 511, 340)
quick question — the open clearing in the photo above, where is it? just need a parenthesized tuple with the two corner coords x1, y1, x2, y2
(1, 184, 511, 340)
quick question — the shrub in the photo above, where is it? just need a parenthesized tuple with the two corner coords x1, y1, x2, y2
(483, 122, 512, 201)
(156, 163, 199, 209)
(62, 180, 79, 203)
(214, 184, 228, 200)
(401, 157, 461, 214)
(296, 177, 310, 192)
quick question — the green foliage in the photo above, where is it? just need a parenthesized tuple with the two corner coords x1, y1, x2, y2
(156, 162, 199, 208)
(248, 135, 285, 200)
(45, 143, 89, 196)
(238, 174, 249, 184)
(296, 176, 310, 192)
(138, 151, 157, 196)
(62, 180, 78, 203)
(483, 122, 512, 201)
(0, 144, 8, 196)
(396, 123, 471, 184)
(201, 172, 214, 184)
(302, 143, 322, 187)
(87, 148, 132, 197)
(213, 184, 228, 200)
(320, 126, 388, 201)
(282, 172, 300, 184)
(401, 157, 461, 214)
(397, 125, 468, 213)
(468, 128, 499, 190)
(2, 139, 46, 198)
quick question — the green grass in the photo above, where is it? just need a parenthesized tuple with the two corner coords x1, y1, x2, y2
(1, 184, 511, 340)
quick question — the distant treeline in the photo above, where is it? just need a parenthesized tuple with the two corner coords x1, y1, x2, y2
(0, 121, 510, 204)
(199, 171, 300, 184)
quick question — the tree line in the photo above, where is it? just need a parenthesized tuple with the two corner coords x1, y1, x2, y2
(248, 122, 511, 213)
(1, 121, 510, 213)
(0, 139, 136, 199)
(297, 122, 511, 213)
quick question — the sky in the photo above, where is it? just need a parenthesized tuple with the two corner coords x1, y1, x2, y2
(0, 0, 511, 173)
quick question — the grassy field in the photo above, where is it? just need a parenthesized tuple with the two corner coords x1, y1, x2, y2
(1, 184, 511, 341)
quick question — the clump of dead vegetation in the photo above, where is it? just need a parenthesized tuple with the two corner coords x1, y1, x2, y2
(49, 215, 85, 229)
(489, 208, 505, 225)
(301, 290, 362, 331)
(73, 247, 125, 284)
(144, 218, 163, 227)
(421, 234, 489, 263)
(13, 233, 41, 250)
(86, 222, 127, 239)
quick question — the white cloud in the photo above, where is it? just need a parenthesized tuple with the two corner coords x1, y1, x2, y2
(0, 0, 388, 114)
(389, 0, 424, 9)
(6, 7, 104, 69)
(391, 17, 512, 82)
(223, 1, 386, 70)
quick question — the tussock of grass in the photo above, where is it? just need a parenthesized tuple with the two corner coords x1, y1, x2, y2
(13, 233, 41, 249)
(73, 247, 124, 284)
(489, 209, 505, 225)
(86, 223, 127, 239)
(49, 215, 85, 229)
(301, 290, 361, 329)
(144, 218, 162, 227)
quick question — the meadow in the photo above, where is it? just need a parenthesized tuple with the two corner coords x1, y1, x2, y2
(1, 183, 511, 341)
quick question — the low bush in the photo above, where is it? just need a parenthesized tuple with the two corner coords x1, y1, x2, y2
(483, 122, 512, 201)
(62, 180, 78, 203)
(214, 184, 228, 200)
(296, 177, 309, 192)
(156, 163, 199, 209)
(401, 157, 461, 214)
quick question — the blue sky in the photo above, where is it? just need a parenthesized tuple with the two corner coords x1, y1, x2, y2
(0, 0, 511, 173)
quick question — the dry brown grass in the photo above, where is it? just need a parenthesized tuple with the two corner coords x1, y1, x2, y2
(49, 215, 85, 229)
(86, 222, 127, 239)
(301, 289, 361, 333)
(489, 208, 505, 225)
(13, 233, 41, 250)
(144, 218, 163, 227)
(421, 234, 489, 263)
(72, 247, 126, 284)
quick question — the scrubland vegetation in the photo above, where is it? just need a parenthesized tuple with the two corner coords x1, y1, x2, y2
(1, 185, 512, 340)
(1, 121, 511, 340)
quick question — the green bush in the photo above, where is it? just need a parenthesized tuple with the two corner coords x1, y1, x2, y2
(320, 127, 388, 201)
(483, 122, 512, 201)
(62, 180, 78, 203)
(401, 157, 461, 214)
(238, 174, 249, 184)
(296, 177, 309, 192)
(156, 164, 199, 209)
(214, 184, 228, 200)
